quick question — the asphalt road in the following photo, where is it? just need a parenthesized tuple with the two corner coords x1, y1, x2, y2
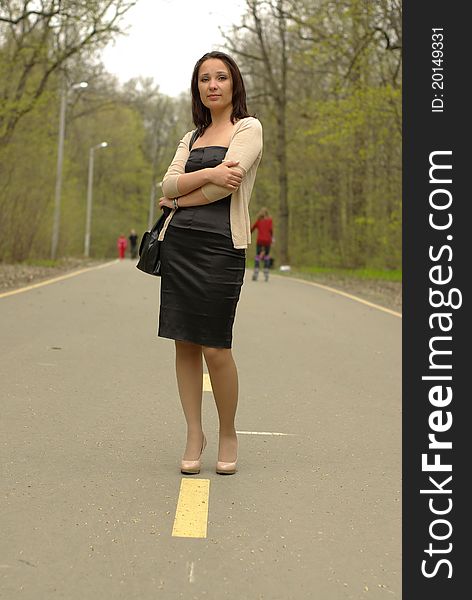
(0, 260, 401, 600)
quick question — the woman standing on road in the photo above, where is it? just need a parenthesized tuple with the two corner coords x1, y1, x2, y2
(157, 51, 263, 475)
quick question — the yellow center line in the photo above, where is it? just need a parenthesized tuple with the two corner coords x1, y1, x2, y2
(202, 373, 212, 392)
(172, 478, 210, 538)
(0, 260, 119, 299)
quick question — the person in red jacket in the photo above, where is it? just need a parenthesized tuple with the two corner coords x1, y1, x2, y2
(250, 207, 273, 281)
(117, 234, 127, 260)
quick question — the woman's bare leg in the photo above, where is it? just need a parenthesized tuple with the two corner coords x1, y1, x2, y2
(202, 347, 239, 463)
(175, 340, 204, 459)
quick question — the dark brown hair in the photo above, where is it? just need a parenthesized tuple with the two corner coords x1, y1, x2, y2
(191, 51, 250, 135)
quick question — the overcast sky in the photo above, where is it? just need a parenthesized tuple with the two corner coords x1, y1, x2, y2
(101, 0, 247, 97)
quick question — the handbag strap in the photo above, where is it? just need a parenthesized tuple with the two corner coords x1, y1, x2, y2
(189, 129, 199, 151)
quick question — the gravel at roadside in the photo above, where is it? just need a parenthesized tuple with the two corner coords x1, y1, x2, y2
(280, 271, 402, 314)
(0, 258, 110, 293)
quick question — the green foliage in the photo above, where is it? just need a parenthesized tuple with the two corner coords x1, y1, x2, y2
(0, 0, 137, 143)
(293, 265, 402, 282)
(236, 0, 402, 269)
(0, 66, 163, 261)
(1, 0, 402, 271)
(0, 88, 58, 261)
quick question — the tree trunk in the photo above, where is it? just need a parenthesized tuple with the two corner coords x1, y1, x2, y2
(275, 100, 289, 263)
(276, 0, 289, 263)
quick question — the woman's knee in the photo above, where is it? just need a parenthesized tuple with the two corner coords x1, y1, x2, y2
(175, 340, 202, 358)
(202, 346, 231, 369)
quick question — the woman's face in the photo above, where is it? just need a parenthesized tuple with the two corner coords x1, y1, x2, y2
(197, 58, 233, 112)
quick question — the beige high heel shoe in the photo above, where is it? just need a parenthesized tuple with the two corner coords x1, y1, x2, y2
(181, 434, 207, 475)
(216, 459, 237, 475)
(216, 436, 238, 475)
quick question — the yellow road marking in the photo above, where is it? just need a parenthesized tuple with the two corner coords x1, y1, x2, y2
(273, 273, 402, 318)
(172, 479, 210, 538)
(0, 260, 119, 299)
(202, 373, 212, 392)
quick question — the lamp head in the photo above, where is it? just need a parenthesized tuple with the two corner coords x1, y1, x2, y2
(72, 81, 88, 90)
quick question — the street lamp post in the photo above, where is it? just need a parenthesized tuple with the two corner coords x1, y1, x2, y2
(50, 80, 88, 260)
(147, 114, 177, 229)
(149, 181, 159, 230)
(84, 142, 108, 258)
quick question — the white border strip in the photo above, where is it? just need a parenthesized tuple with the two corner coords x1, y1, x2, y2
(236, 430, 296, 436)
(274, 273, 402, 318)
(0, 260, 119, 299)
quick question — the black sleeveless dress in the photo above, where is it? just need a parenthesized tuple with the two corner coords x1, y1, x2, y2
(158, 147, 246, 348)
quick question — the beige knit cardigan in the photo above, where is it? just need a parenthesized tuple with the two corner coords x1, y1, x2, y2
(159, 117, 263, 249)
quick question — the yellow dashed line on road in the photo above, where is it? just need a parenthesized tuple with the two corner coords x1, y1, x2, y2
(172, 479, 210, 538)
(202, 373, 212, 392)
(0, 260, 119, 299)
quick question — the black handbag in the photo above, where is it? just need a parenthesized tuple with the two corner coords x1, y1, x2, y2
(136, 207, 170, 276)
(136, 130, 199, 276)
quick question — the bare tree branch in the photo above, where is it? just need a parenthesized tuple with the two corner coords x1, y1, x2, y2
(373, 26, 401, 50)
(0, 0, 137, 143)
(0, 8, 60, 25)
